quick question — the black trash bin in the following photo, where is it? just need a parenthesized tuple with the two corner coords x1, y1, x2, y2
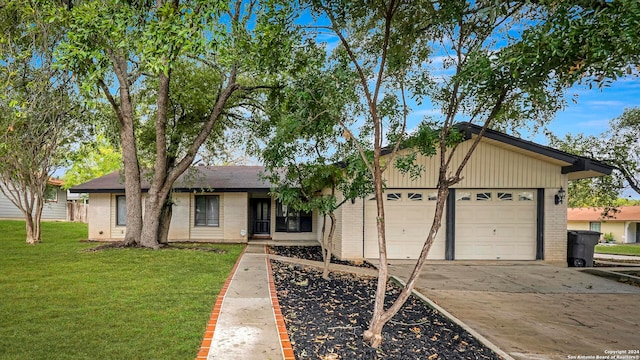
(567, 230, 601, 267)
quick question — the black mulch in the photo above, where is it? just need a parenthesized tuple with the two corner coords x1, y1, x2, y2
(269, 246, 377, 269)
(272, 260, 502, 360)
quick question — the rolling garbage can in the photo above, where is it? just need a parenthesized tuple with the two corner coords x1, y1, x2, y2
(567, 230, 601, 267)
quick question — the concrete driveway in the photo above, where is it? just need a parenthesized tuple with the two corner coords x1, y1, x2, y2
(387, 261, 640, 360)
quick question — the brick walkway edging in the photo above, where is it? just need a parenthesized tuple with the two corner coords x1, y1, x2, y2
(265, 248, 296, 360)
(196, 246, 246, 360)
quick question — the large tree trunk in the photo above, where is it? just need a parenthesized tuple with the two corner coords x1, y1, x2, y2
(158, 196, 173, 245)
(120, 114, 143, 246)
(140, 178, 174, 248)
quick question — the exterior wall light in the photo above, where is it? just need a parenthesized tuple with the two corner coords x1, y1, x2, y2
(554, 187, 566, 205)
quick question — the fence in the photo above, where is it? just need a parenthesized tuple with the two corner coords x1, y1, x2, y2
(67, 202, 88, 223)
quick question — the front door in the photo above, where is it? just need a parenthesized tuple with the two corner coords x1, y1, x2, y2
(252, 199, 271, 235)
(636, 223, 640, 243)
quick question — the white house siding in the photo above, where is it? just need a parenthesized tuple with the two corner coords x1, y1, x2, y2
(317, 192, 364, 260)
(386, 141, 565, 189)
(167, 193, 190, 240)
(336, 139, 570, 262)
(0, 187, 67, 220)
(189, 193, 225, 241)
(88, 193, 111, 239)
(222, 192, 249, 242)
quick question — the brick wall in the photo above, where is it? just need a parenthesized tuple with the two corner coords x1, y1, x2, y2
(544, 183, 568, 265)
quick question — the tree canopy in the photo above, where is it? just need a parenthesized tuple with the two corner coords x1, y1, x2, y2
(548, 108, 640, 209)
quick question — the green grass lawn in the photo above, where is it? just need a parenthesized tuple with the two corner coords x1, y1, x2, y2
(0, 220, 243, 360)
(595, 243, 640, 256)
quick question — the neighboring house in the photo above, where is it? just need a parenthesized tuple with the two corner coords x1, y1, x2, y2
(0, 179, 68, 220)
(70, 123, 613, 263)
(568, 206, 640, 244)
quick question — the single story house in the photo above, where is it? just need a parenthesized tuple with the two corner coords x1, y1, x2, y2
(568, 206, 640, 244)
(70, 123, 613, 263)
(0, 179, 67, 220)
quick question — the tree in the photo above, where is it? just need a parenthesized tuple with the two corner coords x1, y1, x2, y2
(53, 0, 311, 248)
(257, 55, 372, 278)
(63, 134, 122, 190)
(547, 108, 640, 208)
(0, 1, 79, 244)
(304, 0, 597, 347)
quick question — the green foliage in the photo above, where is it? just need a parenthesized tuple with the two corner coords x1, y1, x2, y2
(548, 108, 640, 208)
(603, 232, 615, 243)
(517, 0, 640, 88)
(0, 220, 243, 359)
(0, 0, 80, 232)
(63, 135, 123, 189)
(256, 42, 372, 216)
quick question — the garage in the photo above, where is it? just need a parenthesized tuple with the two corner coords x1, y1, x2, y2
(454, 189, 537, 260)
(364, 190, 446, 259)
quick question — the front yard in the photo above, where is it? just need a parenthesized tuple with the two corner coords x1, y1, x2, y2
(595, 243, 640, 256)
(0, 220, 243, 359)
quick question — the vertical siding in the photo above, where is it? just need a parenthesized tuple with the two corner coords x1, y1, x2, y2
(223, 192, 249, 242)
(168, 193, 190, 240)
(189, 193, 225, 240)
(386, 141, 565, 189)
(339, 197, 365, 259)
(88, 193, 111, 239)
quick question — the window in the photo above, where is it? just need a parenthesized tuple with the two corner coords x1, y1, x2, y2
(386, 193, 402, 201)
(518, 192, 534, 201)
(116, 195, 126, 226)
(275, 200, 312, 232)
(44, 185, 58, 202)
(195, 195, 220, 227)
(456, 192, 471, 201)
(408, 193, 422, 201)
(498, 192, 513, 201)
(427, 192, 438, 201)
(476, 192, 492, 201)
(590, 222, 601, 232)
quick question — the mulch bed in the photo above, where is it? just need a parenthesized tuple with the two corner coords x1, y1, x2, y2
(269, 246, 377, 269)
(272, 260, 502, 360)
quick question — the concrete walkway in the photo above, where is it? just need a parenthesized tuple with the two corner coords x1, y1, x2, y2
(594, 252, 640, 261)
(200, 244, 291, 360)
(387, 261, 640, 360)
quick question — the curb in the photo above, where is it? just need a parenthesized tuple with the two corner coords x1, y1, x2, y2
(196, 245, 246, 360)
(391, 276, 515, 360)
(266, 246, 296, 360)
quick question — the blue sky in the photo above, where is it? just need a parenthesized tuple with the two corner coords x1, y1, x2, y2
(530, 77, 639, 144)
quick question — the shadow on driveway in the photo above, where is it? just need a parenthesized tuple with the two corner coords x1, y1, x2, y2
(386, 261, 640, 360)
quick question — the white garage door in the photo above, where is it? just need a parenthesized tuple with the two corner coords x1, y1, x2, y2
(455, 189, 537, 260)
(364, 190, 446, 260)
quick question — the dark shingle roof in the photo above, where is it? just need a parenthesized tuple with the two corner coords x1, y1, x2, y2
(69, 166, 272, 193)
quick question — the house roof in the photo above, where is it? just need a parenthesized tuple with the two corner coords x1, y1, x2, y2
(72, 123, 614, 193)
(567, 206, 640, 222)
(48, 178, 64, 187)
(69, 166, 272, 193)
(455, 122, 614, 180)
